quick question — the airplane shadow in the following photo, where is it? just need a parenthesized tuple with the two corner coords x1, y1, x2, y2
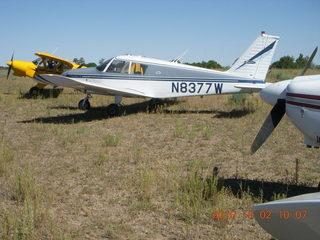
(163, 107, 255, 118)
(219, 177, 319, 202)
(19, 88, 64, 99)
(49, 106, 79, 110)
(20, 99, 178, 124)
(213, 108, 255, 118)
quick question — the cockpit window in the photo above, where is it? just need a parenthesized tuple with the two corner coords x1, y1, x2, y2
(96, 58, 148, 75)
(106, 60, 126, 73)
(96, 58, 112, 71)
(121, 62, 130, 74)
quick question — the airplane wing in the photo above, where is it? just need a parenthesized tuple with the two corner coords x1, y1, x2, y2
(35, 52, 82, 69)
(38, 74, 147, 98)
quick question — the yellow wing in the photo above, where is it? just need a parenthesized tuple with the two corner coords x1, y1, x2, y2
(35, 52, 81, 69)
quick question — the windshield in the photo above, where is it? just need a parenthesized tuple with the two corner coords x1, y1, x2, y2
(32, 58, 41, 65)
(96, 58, 112, 71)
(106, 60, 126, 73)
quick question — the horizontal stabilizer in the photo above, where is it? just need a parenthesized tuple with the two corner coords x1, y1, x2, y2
(234, 83, 266, 92)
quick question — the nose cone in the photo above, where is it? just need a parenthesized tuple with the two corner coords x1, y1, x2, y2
(5, 60, 37, 78)
(260, 80, 291, 105)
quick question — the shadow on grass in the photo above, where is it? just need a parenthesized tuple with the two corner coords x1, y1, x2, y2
(163, 107, 255, 118)
(19, 88, 64, 99)
(20, 99, 178, 124)
(49, 106, 79, 110)
(213, 108, 255, 118)
(220, 177, 319, 202)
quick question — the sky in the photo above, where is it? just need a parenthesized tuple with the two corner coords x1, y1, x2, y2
(1, 0, 320, 67)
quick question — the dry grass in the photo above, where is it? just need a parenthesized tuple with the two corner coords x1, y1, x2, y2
(0, 69, 320, 239)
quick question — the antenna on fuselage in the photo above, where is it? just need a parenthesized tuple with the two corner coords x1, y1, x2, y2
(172, 49, 189, 63)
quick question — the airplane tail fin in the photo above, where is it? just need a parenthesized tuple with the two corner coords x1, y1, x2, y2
(227, 32, 280, 80)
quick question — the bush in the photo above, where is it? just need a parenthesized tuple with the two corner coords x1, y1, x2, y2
(229, 93, 250, 105)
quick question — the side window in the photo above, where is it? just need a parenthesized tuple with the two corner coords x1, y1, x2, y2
(121, 62, 130, 74)
(130, 62, 148, 75)
(107, 60, 126, 73)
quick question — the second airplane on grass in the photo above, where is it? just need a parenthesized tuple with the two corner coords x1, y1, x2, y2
(39, 32, 280, 117)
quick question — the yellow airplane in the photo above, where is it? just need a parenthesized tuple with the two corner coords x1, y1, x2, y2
(6, 52, 85, 96)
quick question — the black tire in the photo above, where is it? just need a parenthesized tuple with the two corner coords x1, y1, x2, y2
(29, 86, 40, 97)
(148, 98, 162, 113)
(106, 104, 120, 117)
(78, 99, 91, 110)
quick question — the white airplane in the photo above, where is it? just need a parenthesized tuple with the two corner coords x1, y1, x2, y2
(39, 32, 279, 117)
(253, 192, 320, 240)
(250, 47, 320, 239)
(251, 47, 319, 152)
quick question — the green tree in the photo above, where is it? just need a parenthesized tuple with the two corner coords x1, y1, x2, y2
(206, 60, 222, 69)
(295, 54, 308, 69)
(85, 62, 97, 67)
(271, 56, 295, 69)
(73, 57, 85, 65)
(186, 60, 222, 69)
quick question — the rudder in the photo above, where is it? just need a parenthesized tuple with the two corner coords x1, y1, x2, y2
(227, 32, 280, 80)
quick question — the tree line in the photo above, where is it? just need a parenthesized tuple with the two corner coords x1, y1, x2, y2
(271, 54, 320, 69)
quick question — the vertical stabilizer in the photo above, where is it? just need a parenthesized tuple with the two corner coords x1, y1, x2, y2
(227, 32, 280, 80)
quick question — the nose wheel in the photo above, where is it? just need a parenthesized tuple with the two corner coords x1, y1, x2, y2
(29, 86, 40, 97)
(78, 98, 91, 110)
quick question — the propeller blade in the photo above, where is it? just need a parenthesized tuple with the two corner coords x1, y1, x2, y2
(7, 65, 12, 79)
(300, 47, 318, 76)
(7, 52, 14, 79)
(10, 52, 14, 62)
(251, 99, 286, 154)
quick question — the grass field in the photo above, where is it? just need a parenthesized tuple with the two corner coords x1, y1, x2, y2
(0, 69, 320, 239)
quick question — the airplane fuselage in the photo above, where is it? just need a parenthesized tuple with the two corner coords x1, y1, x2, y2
(285, 76, 320, 147)
(38, 55, 266, 99)
(259, 75, 320, 148)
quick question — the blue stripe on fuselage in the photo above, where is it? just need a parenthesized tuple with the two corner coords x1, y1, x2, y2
(65, 74, 265, 84)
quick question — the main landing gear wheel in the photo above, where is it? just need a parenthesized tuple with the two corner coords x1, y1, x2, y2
(106, 104, 120, 117)
(148, 98, 163, 113)
(78, 98, 91, 110)
(29, 86, 40, 97)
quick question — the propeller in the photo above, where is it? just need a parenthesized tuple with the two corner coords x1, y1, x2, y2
(7, 52, 14, 79)
(300, 47, 318, 76)
(251, 47, 318, 154)
(251, 99, 286, 154)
